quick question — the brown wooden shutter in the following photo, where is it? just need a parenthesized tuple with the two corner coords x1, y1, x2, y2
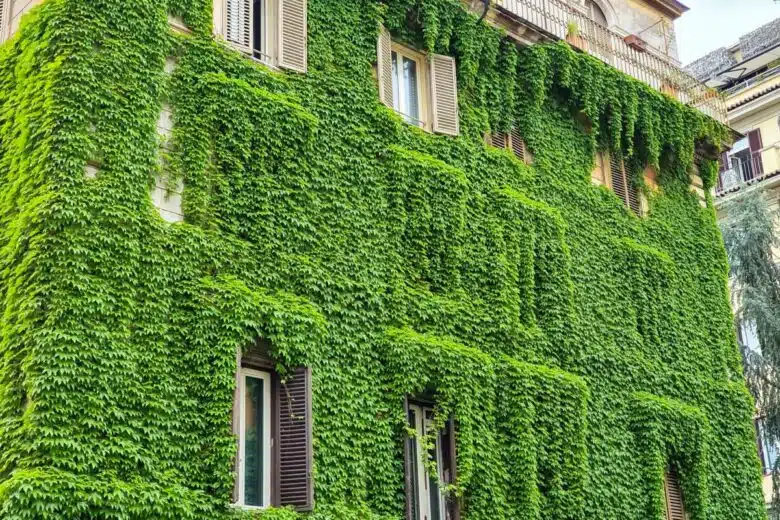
(627, 184, 642, 215)
(610, 152, 629, 205)
(718, 151, 728, 172)
(225, 0, 253, 53)
(377, 26, 394, 108)
(664, 469, 686, 520)
(490, 132, 507, 149)
(279, 0, 308, 73)
(748, 129, 764, 176)
(440, 419, 460, 520)
(509, 128, 526, 163)
(276, 367, 314, 510)
(430, 54, 459, 136)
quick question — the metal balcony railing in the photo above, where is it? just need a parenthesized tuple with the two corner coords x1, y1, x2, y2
(716, 148, 780, 197)
(723, 66, 780, 98)
(492, 0, 728, 124)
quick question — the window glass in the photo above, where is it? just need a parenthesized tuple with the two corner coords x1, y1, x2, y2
(244, 376, 265, 506)
(759, 419, 779, 473)
(239, 369, 272, 508)
(403, 57, 420, 122)
(391, 50, 421, 125)
(407, 408, 421, 519)
(252, 0, 265, 57)
(425, 410, 443, 520)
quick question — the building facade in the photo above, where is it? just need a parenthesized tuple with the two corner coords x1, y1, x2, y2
(686, 17, 780, 514)
(0, 0, 766, 519)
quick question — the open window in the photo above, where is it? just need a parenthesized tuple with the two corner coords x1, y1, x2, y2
(377, 26, 459, 136)
(218, 0, 307, 72)
(233, 344, 313, 510)
(404, 399, 459, 520)
(663, 468, 687, 520)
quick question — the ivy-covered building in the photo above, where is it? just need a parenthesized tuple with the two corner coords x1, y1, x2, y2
(0, 0, 769, 519)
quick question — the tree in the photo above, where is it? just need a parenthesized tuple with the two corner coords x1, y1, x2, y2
(720, 185, 780, 517)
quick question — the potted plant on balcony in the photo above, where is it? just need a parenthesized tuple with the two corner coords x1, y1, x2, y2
(660, 73, 678, 99)
(703, 87, 719, 100)
(566, 21, 589, 52)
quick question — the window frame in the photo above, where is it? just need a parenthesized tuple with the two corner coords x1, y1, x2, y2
(236, 367, 273, 509)
(407, 402, 446, 520)
(389, 42, 431, 131)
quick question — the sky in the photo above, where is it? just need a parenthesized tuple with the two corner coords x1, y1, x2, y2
(676, 0, 780, 65)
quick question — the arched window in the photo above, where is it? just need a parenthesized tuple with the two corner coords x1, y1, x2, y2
(586, 0, 608, 27)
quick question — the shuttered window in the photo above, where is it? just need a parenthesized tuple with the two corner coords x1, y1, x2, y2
(487, 129, 529, 164)
(663, 469, 687, 520)
(404, 399, 459, 520)
(609, 152, 642, 215)
(221, 0, 307, 72)
(377, 29, 458, 136)
(430, 54, 459, 136)
(234, 345, 314, 511)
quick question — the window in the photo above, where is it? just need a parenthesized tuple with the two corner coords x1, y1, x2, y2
(608, 151, 642, 215)
(219, 0, 308, 72)
(377, 26, 459, 136)
(233, 345, 314, 511)
(237, 368, 273, 507)
(757, 418, 779, 475)
(392, 48, 424, 128)
(591, 150, 609, 186)
(487, 128, 531, 164)
(405, 401, 459, 520)
(585, 0, 607, 26)
(663, 468, 687, 520)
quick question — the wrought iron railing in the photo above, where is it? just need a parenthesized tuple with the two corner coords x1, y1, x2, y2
(723, 66, 780, 98)
(492, 0, 728, 124)
(716, 147, 780, 197)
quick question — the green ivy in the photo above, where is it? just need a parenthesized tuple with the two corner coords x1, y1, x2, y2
(0, 0, 766, 519)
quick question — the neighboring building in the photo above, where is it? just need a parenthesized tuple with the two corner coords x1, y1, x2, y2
(686, 16, 780, 515)
(687, 18, 780, 201)
(0, 1, 766, 520)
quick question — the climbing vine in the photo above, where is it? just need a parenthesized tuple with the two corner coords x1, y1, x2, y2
(0, 0, 766, 519)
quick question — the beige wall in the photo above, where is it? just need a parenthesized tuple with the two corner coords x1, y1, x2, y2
(5, 0, 42, 40)
(729, 94, 780, 176)
(613, 0, 679, 61)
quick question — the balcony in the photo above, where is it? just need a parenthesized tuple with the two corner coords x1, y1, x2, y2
(715, 139, 780, 198)
(724, 66, 780, 111)
(488, 0, 728, 123)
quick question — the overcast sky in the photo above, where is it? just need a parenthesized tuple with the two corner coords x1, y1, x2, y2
(676, 0, 780, 65)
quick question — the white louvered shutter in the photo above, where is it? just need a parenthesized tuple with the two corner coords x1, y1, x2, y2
(0, 0, 8, 44)
(430, 54, 459, 136)
(377, 26, 393, 107)
(225, 0, 252, 53)
(279, 0, 308, 73)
